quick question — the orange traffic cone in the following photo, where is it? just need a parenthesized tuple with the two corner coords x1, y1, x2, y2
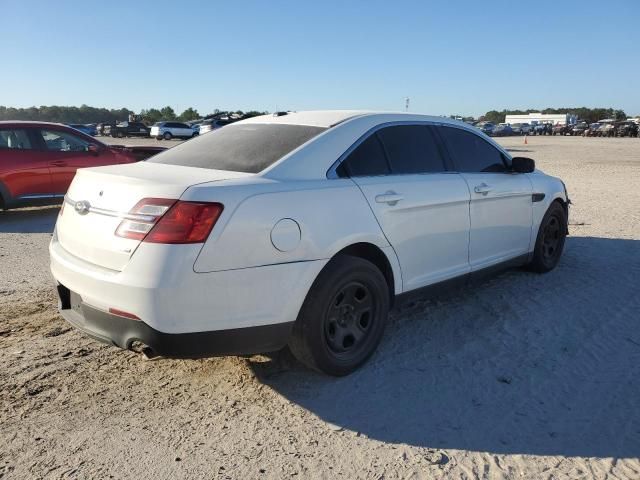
(524, 135, 528, 145)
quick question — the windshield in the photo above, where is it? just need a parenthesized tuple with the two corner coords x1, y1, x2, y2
(148, 123, 327, 173)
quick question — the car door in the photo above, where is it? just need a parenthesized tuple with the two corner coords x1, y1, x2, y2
(0, 127, 53, 201)
(338, 124, 471, 292)
(438, 125, 533, 270)
(164, 122, 176, 137)
(36, 128, 105, 195)
(177, 123, 191, 137)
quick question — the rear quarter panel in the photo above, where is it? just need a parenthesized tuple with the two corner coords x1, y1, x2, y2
(189, 179, 398, 282)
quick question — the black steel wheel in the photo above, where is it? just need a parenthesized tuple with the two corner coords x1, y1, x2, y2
(289, 255, 390, 376)
(324, 281, 376, 357)
(529, 201, 567, 273)
(541, 215, 562, 262)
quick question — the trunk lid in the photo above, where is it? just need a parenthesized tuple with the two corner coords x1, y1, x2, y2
(56, 162, 249, 271)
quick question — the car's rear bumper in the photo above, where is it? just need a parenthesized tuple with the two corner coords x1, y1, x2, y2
(50, 237, 328, 356)
(56, 283, 294, 357)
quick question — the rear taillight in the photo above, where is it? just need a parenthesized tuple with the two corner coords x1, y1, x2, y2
(116, 198, 176, 240)
(115, 198, 223, 244)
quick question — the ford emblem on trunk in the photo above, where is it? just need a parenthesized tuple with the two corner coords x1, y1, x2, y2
(74, 200, 91, 215)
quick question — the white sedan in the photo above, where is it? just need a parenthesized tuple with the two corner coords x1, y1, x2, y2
(50, 111, 569, 376)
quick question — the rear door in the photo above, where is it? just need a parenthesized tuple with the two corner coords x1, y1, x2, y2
(438, 125, 533, 270)
(176, 123, 192, 137)
(341, 124, 471, 292)
(0, 127, 52, 199)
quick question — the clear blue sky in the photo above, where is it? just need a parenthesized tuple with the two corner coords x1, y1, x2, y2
(2, 0, 639, 117)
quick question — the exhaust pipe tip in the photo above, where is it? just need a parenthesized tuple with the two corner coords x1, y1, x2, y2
(130, 341, 160, 361)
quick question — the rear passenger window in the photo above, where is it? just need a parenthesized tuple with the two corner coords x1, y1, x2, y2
(377, 125, 446, 174)
(439, 127, 506, 172)
(0, 129, 32, 150)
(337, 134, 389, 177)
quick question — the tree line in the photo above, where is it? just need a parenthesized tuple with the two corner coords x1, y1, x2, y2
(0, 104, 631, 126)
(480, 107, 628, 125)
(0, 104, 267, 124)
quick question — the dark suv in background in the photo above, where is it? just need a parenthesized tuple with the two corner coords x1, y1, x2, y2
(474, 122, 495, 136)
(615, 121, 639, 137)
(552, 124, 572, 136)
(531, 123, 552, 135)
(491, 124, 514, 136)
(571, 121, 589, 136)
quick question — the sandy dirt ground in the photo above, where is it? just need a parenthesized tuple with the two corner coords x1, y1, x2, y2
(1, 135, 639, 479)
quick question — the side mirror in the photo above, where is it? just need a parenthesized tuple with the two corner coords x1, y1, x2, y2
(512, 156, 535, 173)
(87, 144, 100, 156)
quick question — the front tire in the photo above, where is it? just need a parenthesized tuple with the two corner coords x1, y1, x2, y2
(163, 132, 172, 140)
(528, 201, 567, 273)
(289, 255, 390, 376)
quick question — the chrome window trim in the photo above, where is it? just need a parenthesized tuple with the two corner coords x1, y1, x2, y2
(326, 120, 513, 179)
(64, 195, 156, 222)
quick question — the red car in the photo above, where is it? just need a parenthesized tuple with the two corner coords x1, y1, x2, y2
(0, 121, 165, 210)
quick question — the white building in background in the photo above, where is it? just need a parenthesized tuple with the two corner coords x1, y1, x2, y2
(505, 112, 577, 126)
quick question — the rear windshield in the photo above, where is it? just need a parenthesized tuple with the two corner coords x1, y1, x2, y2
(148, 123, 327, 173)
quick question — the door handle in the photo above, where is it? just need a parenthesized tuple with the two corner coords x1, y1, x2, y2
(375, 191, 404, 206)
(51, 160, 68, 167)
(474, 183, 492, 195)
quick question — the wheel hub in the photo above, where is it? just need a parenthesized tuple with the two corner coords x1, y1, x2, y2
(542, 215, 561, 260)
(324, 281, 374, 355)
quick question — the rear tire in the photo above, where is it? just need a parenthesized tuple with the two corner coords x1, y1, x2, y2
(528, 201, 567, 273)
(163, 132, 172, 140)
(289, 255, 390, 376)
(117, 131, 125, 138)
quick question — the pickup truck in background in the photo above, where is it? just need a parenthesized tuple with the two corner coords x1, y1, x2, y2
(110, 121, 150, 138)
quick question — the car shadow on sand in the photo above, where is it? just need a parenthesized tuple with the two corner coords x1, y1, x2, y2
(0, 206, 59, 233)
(250, 236, 640, 459)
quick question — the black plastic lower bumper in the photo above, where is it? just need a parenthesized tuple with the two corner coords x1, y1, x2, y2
(56, 284, 293, 358)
